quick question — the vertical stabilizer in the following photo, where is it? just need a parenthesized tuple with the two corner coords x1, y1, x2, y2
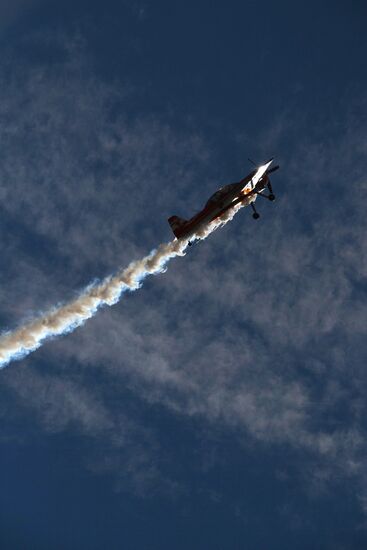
(168, 216, 187, 238)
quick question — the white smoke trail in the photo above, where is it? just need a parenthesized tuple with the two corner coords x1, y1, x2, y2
(0, 238, 188, 368)
(0, 163, 269, 368)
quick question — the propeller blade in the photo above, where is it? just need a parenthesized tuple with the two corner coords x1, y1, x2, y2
(267, 165, 279, 174)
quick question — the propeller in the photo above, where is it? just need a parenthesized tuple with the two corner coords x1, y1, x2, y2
(267, 164, 280, 174)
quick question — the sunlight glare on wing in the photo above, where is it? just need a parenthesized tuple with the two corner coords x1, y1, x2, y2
(241, 160, 273, 193)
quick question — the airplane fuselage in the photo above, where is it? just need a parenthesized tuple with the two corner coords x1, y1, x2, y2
(172, 176, 265, 239)
(168, 160, 278, 241)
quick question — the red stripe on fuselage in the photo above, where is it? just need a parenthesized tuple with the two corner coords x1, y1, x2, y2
(174, 175, 268, 239)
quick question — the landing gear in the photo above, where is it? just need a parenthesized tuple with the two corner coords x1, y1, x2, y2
(267, 181, 275, 201)
(255, 190, 275, 201)
(251, 203, 260, 219)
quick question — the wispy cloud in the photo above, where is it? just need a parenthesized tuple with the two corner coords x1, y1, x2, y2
(0, 31, 366, 508)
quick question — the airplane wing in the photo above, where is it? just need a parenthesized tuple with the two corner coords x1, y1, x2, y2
(245, 159, 273, 191)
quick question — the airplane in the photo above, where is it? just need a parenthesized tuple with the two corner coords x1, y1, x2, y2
(168, 158, 279, 244)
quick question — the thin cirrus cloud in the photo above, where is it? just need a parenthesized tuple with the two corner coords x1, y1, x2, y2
(0, 34, 366, 505)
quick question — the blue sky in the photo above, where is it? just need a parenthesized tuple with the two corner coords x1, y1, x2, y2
(0, 1, 366, 549)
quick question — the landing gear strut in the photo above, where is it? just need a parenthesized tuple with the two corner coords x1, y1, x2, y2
(267, 181, 275, 201)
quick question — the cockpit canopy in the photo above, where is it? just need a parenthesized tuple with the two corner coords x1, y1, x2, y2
(205, 183, 237, 207)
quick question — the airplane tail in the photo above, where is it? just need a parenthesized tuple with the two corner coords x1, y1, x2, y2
(168, 215, 187, 238)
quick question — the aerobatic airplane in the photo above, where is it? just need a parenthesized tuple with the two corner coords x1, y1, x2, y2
(168, 159, 279, 244)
